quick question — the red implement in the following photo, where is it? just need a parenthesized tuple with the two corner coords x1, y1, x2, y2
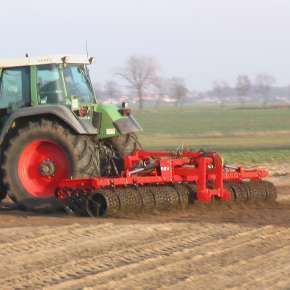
(55, 150, 271, 216)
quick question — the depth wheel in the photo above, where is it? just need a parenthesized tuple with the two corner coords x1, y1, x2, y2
(2, 119, 100, 211)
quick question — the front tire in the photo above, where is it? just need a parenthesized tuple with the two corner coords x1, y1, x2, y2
(2, 119, 100, 211)
(111, 133, 142, 157)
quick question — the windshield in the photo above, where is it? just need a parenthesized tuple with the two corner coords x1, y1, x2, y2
(63, 65, 95, 104)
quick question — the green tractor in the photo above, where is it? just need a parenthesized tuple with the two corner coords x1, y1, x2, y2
(0, 55, 142, 210)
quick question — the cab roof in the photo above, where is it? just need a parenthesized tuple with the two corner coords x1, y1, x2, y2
(0, 55, 95, 68)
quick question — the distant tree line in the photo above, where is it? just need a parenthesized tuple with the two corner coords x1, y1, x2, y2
(93, 55, 290, 109)
(94, 55, 190, 109)
(212, 74, 278, 107)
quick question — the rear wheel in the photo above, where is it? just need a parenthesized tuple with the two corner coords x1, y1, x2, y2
(2, 119, 100, 211)
(111, 133, 142, 157)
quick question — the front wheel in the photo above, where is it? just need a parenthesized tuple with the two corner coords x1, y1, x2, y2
(2, 119, 100, 211)
(110, 133, 142, 157)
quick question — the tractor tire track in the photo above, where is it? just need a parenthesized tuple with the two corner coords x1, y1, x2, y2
(167, 243, 290, 290)
(0, 224, 287, 290)
(0, 223, 248, 289)
(56, 226, 290, 290)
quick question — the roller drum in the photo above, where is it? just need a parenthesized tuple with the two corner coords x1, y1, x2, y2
(137, 186, 156, 211)
(242, 182, 255, 201)
(174, 184, 191, 208)
(224, 182, 236, 201)
(230, 183, 248, 201)
(262, 181, 277, 201)
(88, 189, 121, 216)
(150, 185, 179, 210)
(163, 186, 180, 208)
(117, 187, 143, 213)
(249, 181, 267, 201)
(183, 183, 197, 204)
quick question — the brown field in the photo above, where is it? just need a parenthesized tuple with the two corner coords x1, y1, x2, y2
(0, 179, 290, 290)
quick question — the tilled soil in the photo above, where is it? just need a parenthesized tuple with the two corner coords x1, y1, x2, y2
(1, 185, 290, 289)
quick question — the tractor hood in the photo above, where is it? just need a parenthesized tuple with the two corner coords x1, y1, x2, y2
(93, 103, 142, 139)
(72, 102, 142, 138)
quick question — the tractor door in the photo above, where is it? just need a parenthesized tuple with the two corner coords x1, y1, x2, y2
(0, 66, 31, 110)
(36, 64, 66, 105)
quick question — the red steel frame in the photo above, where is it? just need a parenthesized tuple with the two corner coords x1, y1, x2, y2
(56, 150, 268, 202)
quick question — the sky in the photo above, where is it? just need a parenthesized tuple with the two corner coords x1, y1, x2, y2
(1, 0, 290, 90)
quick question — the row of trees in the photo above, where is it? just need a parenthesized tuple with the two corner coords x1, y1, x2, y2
(213, 74, 277, 106)
(94, 55, 189, 109)
(94, 55, 287, 109)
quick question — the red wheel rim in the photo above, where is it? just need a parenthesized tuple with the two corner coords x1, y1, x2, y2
(17, 140, 70, 198)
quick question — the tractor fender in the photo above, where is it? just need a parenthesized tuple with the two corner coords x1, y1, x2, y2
(0, 105, 97, 144)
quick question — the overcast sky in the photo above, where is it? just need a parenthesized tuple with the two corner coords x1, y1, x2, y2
(1, 0, 290, 90)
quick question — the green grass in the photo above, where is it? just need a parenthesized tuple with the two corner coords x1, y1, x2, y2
(135, 106, 290, 135)
(222, 148, 290, 164)
(134, 106, 290, 164)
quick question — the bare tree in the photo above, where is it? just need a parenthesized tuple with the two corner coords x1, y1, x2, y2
(213, 81, 229, 107)
(236, 75, 251, 106)
(118, 55, 159, 109)
(152, 77, 171, 106)
(104, 80, 122, 100)
(169, 77, 188, 107)
(255, 74, 276, 106)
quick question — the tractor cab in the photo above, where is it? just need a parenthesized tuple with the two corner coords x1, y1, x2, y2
(0, 55, 96, 111)
(0, 55, 142, 139)
(38, 62, 96, 107)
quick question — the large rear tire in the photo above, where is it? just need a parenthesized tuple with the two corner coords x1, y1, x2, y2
(111, 133, 142, 157)
(2, 119, 100, 211)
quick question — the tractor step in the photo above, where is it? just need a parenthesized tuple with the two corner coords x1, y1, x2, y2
(55, 150, 277, 217)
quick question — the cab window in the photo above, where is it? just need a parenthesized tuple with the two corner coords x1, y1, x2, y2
(0, 66, 30, 108)
(64, 65, 95, 103)
(37, 64, 65, 104)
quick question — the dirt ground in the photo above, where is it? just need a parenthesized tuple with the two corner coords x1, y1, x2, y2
(1, 179, 290, 290)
